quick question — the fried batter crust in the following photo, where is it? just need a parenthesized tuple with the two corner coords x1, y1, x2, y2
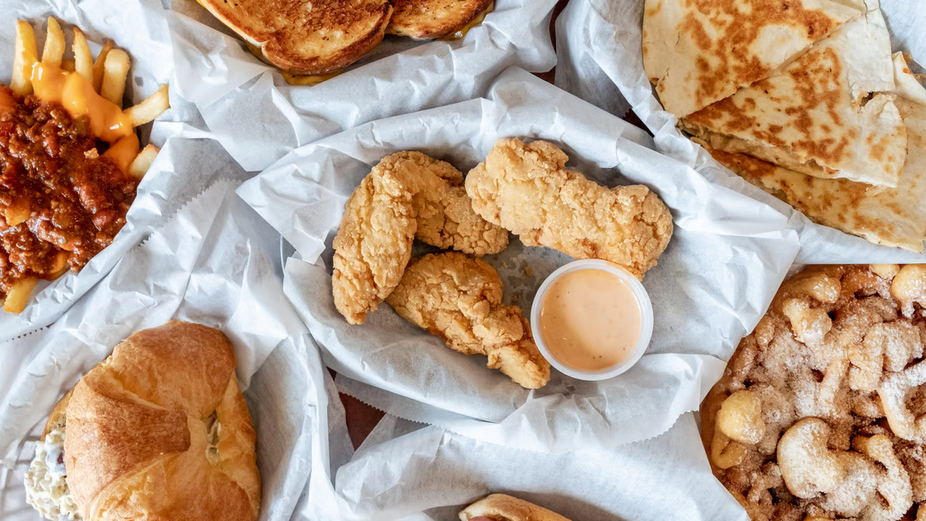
(465, 138, 673, 279)
(332, 152, 508, 325)
(386, 252, 550, 389)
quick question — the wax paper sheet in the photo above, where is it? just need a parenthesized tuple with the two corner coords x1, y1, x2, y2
(554, 0, 926, 264)
(320, 412, 747, 521)
(0, 168, 315, 520)
(238, 66, 802, 453)
(0, 0, 200, 339)
(288, 352, 746, 520)
(164, 0, 558, 171)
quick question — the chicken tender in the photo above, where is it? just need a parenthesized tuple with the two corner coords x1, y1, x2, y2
(398, 151, 509, 256)
(386, 252, 551, 389)
(333, 163, 416, 325)
(332, 152, 507, 325)
(465, 138, 674, 278)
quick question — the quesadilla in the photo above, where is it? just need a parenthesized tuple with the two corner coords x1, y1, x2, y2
(681, 9, 906, 188)
(892, 52, 926, 106)
(699, 63, 926, 252)
(643, 0, 872, 117)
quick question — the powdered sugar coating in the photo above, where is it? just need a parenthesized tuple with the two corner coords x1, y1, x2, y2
(703, 265, 926, 521)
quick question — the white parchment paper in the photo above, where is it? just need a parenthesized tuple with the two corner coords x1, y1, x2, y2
(554, 0, 926, 265)
(238, 66, 802, 453)
(287, 347, 746, 520)
(0, 0, 200, 339)
(0, 164, 316, 520)
(318, 412, 747, 521)
(165, 0, 558, 171)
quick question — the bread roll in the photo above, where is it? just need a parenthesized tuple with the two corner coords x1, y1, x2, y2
(460, 494, 572, 521)
(61, 321, 260, 521)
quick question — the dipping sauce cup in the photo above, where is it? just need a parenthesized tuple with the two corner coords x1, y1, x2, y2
(530, 259, 654, 381)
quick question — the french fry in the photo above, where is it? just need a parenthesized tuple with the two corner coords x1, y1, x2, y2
(102, 133, 139, 173)
(46, 251, 70, 279)
(92, 40, 114, 93)
(4, 276, 38, 314)
(4, 202, 30, 227)
(128, 144, 159, 179)
(124, 84, 169, 127)
(100, 48, 130, 107)
(41, 17, 65, 67)
(73, 28, 93, 83)
(11, 21, 37, 96)
(3, 20, 172, 315)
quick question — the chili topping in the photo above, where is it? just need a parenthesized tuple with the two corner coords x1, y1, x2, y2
(0, 85, 138, 300)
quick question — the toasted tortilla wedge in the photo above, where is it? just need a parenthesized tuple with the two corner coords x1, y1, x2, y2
(681, 9, 905, 188)
(700, 88, 926, 251)
(892, 52, 926, 106)
(643, 0, 871, 117)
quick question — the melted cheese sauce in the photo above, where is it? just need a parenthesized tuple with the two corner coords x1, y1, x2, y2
(31, 62, 134, 143)
(538, 269, 642, 371)
(281, 70, 342, 86)
(443, 2, 495, 40)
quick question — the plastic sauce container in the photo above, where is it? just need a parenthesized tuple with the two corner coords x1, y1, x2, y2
(530, 260, 654, 381)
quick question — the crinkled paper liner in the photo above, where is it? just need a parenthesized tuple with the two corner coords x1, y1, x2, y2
(165, 0, 558, 171)
(238, 66, 803, 455)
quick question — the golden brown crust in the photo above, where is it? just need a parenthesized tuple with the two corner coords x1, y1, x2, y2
(465, 138, 673, 279)
(63, 321, 260, 521)
(332, 151, 507, 325)
(387, 0, 493, 39)
(386, 252, 550, 389)
(42, 389, 72, 441)
(399, 151, 509, 256)
(460, 494, 572, 521)
(332, 157, 418, 325)
(697, 88, 926, 252)
(680, 11, 905, 188)
(642, 0, 864, 117)
(65, 381, 192, 514)
(198, 0, 393, 74)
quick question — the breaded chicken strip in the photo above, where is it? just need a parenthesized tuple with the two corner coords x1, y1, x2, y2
(398, 152, 509, 256)
(386, 252, 550, 389)
(333, 152, 508, 325)
(465, 138, 674, 278)
(333, 163, 416, 325)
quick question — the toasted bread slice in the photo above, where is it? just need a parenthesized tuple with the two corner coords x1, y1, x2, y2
(199, 0, 393, 75)
(387, 0, 492, 39)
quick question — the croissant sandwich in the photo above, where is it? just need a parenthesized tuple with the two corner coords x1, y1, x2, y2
(460, 494, 573, 521)
(24, 321, 261, 521)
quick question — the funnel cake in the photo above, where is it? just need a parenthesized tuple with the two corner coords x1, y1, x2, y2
(703, 265, 926, 521)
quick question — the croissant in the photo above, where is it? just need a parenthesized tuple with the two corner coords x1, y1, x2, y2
(27, 321, 260, 521)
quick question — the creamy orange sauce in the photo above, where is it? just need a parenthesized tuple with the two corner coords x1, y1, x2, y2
(538, 269, 642, 371)
(31, 62, 134, 143)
